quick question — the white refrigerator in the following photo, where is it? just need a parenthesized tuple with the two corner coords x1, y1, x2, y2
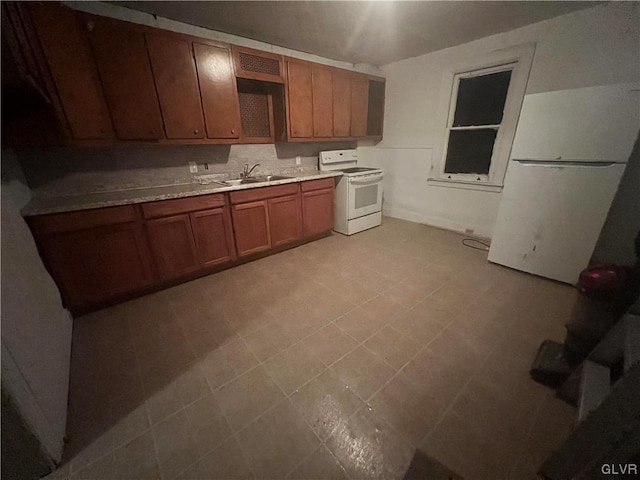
(488, 83, 640, 285)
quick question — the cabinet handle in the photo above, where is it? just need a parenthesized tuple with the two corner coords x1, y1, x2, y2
(194, 129, 199, 135)
(231, 129, 236, 134)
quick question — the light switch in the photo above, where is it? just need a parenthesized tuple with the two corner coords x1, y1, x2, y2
(188, 162, 198, 174)
(295, 156, 301, 165)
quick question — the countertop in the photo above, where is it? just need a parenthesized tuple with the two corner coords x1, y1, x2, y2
(22, 170, 343, 216)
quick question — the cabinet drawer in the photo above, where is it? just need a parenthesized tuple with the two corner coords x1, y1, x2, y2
(30, 205, 138, 235)
(229, 183, 299, 204)
(142, 194, 226, 218)
(301, 177, 335, 192)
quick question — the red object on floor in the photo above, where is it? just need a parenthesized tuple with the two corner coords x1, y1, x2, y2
(578, 264, 627, 297)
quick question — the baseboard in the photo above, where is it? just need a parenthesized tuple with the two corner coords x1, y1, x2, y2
(383, 205, 493, 239)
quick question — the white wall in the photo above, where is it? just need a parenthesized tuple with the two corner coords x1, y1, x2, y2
(1, 150, 73, 462)
(359, 2, 639, 238)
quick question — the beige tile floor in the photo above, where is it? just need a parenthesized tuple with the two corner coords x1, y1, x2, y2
(47, 217, 579, 480)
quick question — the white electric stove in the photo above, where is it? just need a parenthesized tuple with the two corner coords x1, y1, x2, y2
(319, 149, 383, 235)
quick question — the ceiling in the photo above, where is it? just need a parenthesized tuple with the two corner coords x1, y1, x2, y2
(112, 1, 596, 66)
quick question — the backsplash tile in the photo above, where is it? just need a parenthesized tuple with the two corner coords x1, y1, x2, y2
(18, 142, 355, 196)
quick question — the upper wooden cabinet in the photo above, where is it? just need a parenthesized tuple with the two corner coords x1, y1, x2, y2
(5, 2, 384, 146)
(287, 60, 313, 139)
(332, 70, 352, 138)
(285, 58, 384, 141)
(83, 15, 165, 140)
(26, 3, 114, 140)
(146, 33, 205, 140)
(366, 79, 385, 137)
(232, 45, 284, 83)
(350, 75, 369, 138)
(312, 67, 333, 138)
(193, 42, 241, 139)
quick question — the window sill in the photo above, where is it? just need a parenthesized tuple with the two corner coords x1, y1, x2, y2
(427, 177, 503, 193)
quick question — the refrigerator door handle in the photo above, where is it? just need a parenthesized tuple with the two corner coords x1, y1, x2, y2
(513, 160, 618, 167)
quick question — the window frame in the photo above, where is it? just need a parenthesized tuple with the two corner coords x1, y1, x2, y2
(429, 43, 536, 192)
(443, 63, 516, 183)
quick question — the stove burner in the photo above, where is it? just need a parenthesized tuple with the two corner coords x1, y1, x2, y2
(340, 167, 377, 173)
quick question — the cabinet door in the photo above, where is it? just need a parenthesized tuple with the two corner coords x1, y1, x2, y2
(193, 42, 241, 139)
(302, 188, 334, 237)
(146, 33, 205, 139)
(28, 3, 113, 140)
(332, 71, 352, 137)
(146, 214, 199, 280)
(268, 194, 302, 247)
(351, 75, 369, 137)
(191, 207, 236, 267)
(312, 67, 333, 138)
(366, 79, 385, 137)
(287, 61, 313, 139)
(85, 15, 164, 140)
(41, 223, 153, 310)
(231, 200, 271, 257)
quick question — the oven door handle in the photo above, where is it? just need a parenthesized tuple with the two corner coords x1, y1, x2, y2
(349, 174, 384, 185)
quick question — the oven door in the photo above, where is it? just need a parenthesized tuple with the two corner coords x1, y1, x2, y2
(348, 173, 383, 219)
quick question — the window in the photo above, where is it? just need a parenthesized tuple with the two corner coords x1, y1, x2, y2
(429, 44, 535, 191)
(443, 66, 513, 182)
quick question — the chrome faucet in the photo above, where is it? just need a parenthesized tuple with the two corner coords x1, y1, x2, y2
(242, 163, 260, 178)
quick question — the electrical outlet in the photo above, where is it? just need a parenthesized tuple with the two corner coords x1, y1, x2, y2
(295, 156, 301, 165)
(188, 161, 198, 174)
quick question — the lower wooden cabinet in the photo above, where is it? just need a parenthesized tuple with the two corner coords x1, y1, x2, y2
(146, 214, 200, 280)
(147, 206, 236, 279)
(40, 222, 153, 310)
(302, 188, 335, 237)
(268, 194, 302, 246)
(29, 180, 334, 313)
(230, 184, 305, 256)
(231, 200, 271, 257)
(191, 207, 236, 267)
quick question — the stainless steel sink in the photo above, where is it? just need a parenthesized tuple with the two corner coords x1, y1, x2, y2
(223, 179, 259, 185)
(247, 175, 292, 182)
(195, 175, 293, 187)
